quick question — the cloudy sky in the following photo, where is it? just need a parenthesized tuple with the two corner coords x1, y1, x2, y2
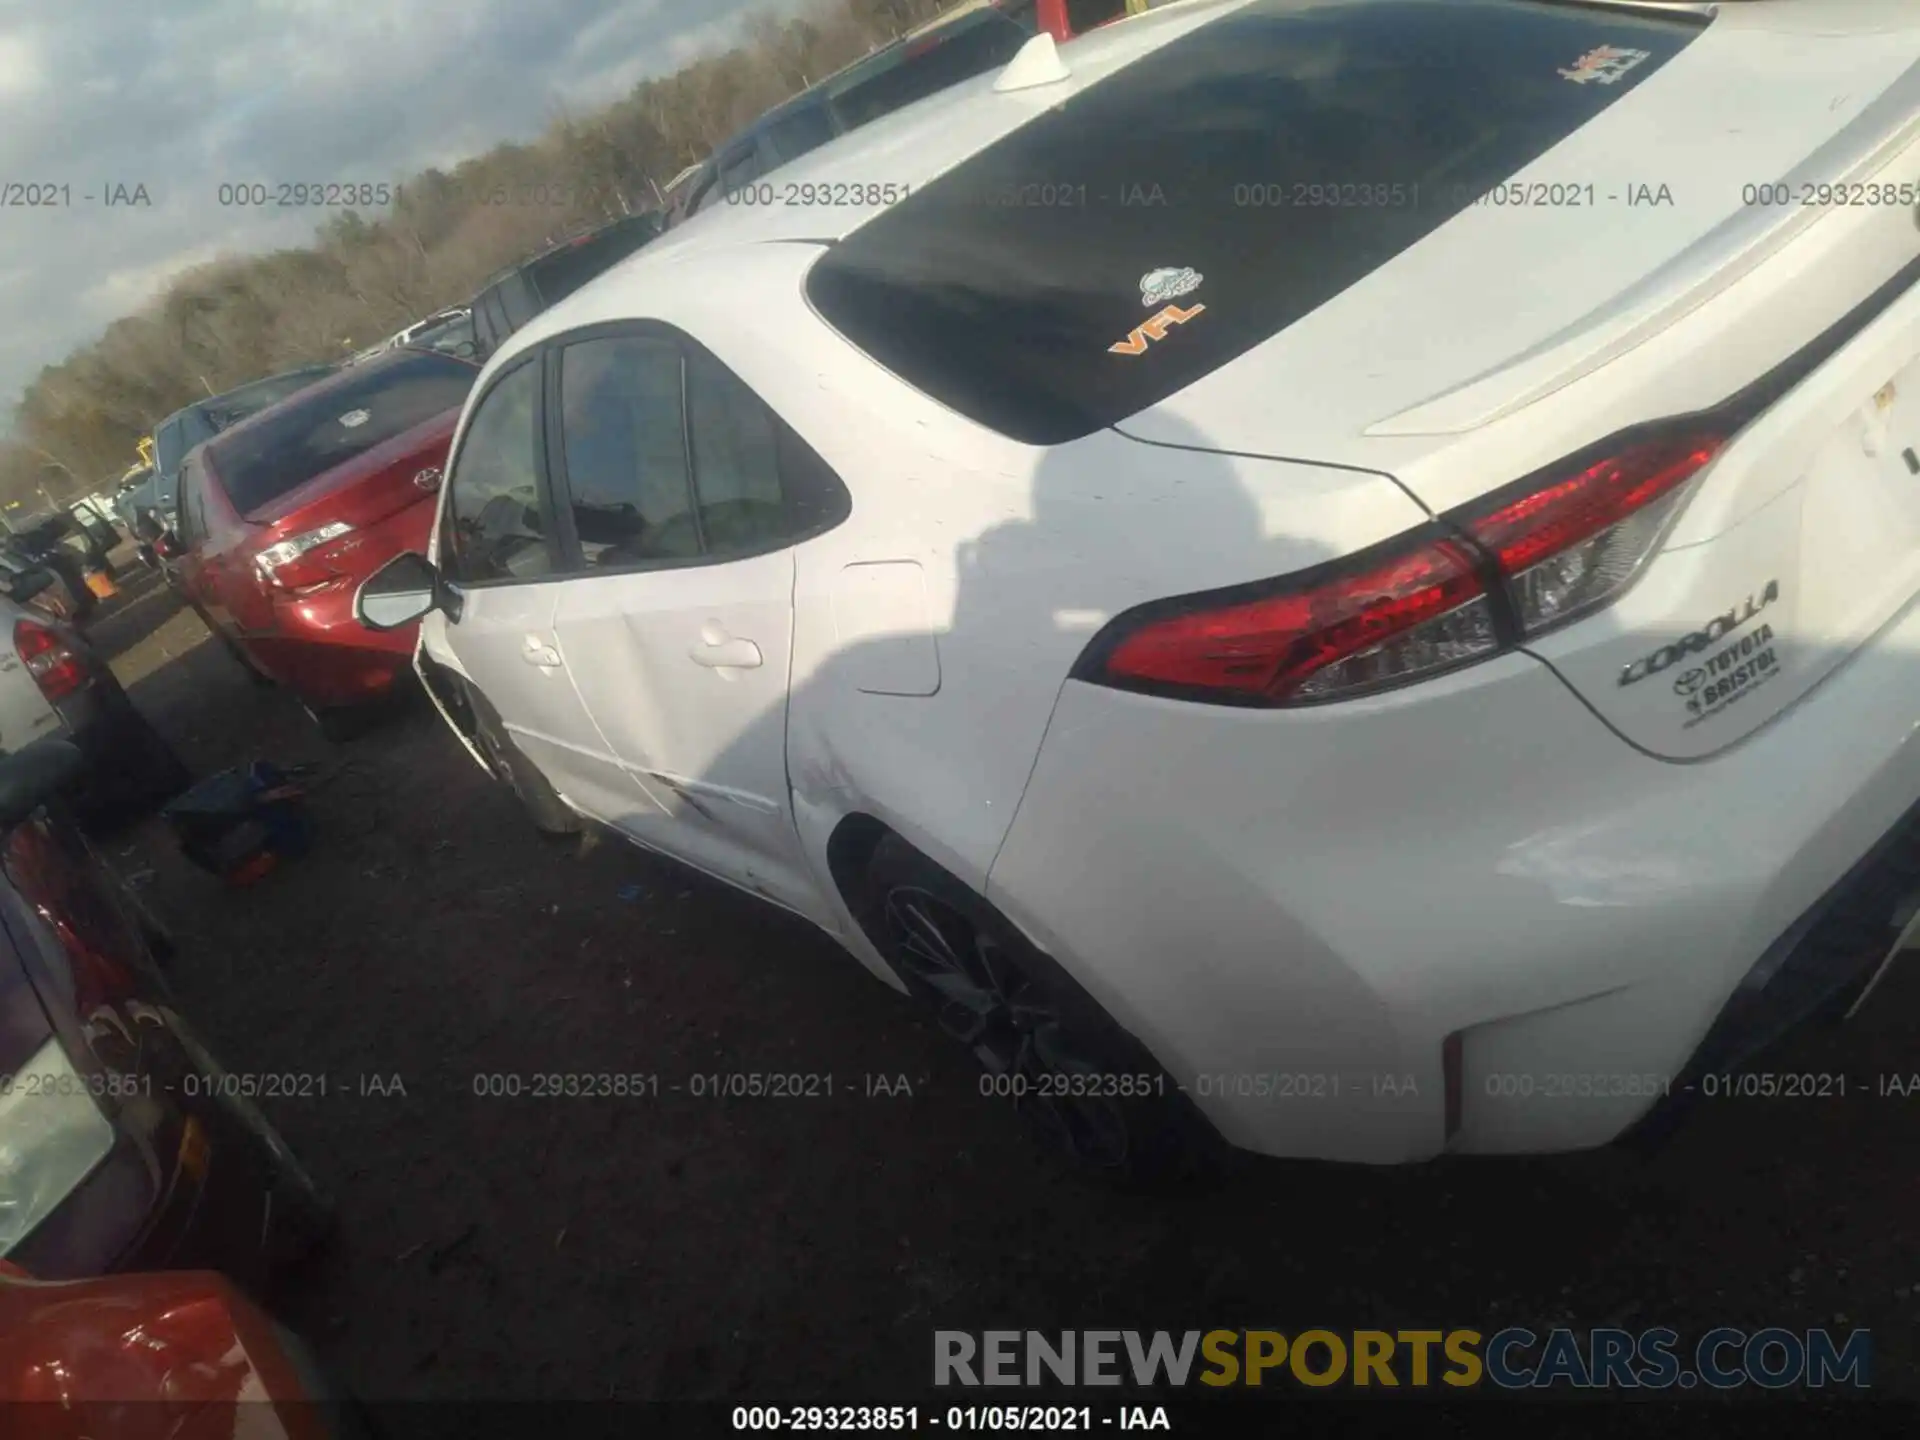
(0, 0, 790, 424)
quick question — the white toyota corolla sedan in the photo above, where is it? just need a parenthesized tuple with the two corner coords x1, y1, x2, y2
(359, 0, 1920, 1180)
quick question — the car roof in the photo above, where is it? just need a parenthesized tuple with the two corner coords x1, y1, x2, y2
(487, 0, 1243, 369)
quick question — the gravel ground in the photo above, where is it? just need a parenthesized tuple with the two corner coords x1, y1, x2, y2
(81, 562, 1920, 1409)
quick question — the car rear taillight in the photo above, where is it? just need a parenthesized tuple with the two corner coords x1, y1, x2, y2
(1460, 431, 1724, 637)
(1077, 427, 1725, 706)
(255, 521, 354, 591)
(14, 619, 88, 702)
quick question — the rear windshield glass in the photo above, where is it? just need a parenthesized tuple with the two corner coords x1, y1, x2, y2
(829, 14, 1031, 131)
(806, 0, 1703, 445)
(762, 102, 839, 164)
(529, 216, 663, 307)
(204, 366, 336, 429)
(207, 351, 476, 516)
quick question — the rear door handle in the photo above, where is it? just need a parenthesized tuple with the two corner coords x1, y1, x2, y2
(689, 638, 763, 669)
(522, 637, 563, 668)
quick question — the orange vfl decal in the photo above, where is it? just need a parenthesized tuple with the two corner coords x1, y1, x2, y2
(1109, 302, 1206, 356)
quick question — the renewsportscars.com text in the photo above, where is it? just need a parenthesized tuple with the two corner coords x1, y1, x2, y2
(933, 1327, 1870, 1391)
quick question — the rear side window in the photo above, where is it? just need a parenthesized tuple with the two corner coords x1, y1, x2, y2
(205, 352, 476, 517)
(807, 0, 1703, 444)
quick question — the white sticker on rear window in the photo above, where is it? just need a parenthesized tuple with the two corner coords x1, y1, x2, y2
(1558, 46, 1651, 86)
(1139, 266, 1202, 307)
(338, 408, 371, 428)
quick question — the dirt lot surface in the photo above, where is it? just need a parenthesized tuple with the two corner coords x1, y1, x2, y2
(82, 562, 1920, 1407)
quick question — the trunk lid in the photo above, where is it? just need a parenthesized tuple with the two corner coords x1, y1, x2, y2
(1114, 0, 1920, 469)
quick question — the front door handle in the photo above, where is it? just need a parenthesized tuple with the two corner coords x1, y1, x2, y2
(522, 637, 563, 667)
(689, 638, 763, 669)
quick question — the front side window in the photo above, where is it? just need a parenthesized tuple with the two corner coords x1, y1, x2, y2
(556, 336, 700, 567)
(151, 415, 191, 481)
(442, 362, 555, 585)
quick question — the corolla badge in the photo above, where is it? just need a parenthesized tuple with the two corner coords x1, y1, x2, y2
(1139, 266, 1202, 307)
(338, 408, 371, 429)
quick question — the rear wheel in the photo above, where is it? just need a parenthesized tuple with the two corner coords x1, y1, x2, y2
(863, 835, 1221, 1186)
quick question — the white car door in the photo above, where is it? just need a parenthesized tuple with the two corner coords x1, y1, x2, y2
(430, 356, 642, 827)
(544, 329, 836, 920)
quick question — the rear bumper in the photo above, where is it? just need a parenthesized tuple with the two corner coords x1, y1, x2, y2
(245, 580, 418, 709)
(987, 593, 1920, 1163)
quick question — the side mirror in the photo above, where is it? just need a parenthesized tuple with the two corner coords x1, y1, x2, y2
(3, 568, 55, 604)
(0, 741, 85, 829)
(355, 551, 451, 631)
(151, 532, 183, 561)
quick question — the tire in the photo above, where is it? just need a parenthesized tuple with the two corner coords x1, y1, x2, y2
(862, 834, 1223, 1187)
(464, 681, 582, 842)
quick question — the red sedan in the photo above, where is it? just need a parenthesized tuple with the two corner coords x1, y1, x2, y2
(162, 349, 478, 739)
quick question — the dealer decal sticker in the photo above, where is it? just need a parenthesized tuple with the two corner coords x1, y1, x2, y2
(1558, 45, 1652, 86)
(1139, 266, 1202, 308)
(1110, 302, 1206, 356)
(1676, 623, 1781, 729)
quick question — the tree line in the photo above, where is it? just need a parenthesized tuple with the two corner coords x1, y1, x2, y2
(0, 0, 953, 510)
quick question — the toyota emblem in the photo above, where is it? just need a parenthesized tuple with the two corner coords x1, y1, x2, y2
(413, 466, 442, 492)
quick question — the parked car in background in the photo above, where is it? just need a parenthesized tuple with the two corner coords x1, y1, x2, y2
(2, 513, 104, 623)
(467, 209, 665, 360)
(362, 0, 1920, 1182)
(0, 1262, 366, 1439)
(406, 307, 477, 358)
(0, 579, 187, 819)
(65, 499, 119, 555)
(162, 347, 480, 740)
(148, 363, 341, 534)
(116, 470, 165, 572)
(0, 741, 331, 1283)
(665, 0, 1034, 226)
